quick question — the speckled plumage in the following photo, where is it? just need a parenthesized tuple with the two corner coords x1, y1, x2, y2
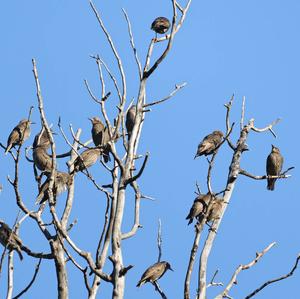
(186, 194, 212, 225)
(151, 17, 170, 34)
(36, 171, 73, 204)
(194, 130, 223, 158)
(5, 119, 32, 154)
(0, 221, 23, 260)
(72, 148, 102, 174)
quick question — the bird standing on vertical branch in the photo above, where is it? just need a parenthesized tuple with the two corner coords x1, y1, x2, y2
(186, 194, 210, 225)
(33, 127, 52, 150)
(0, 221, 23, 260)
(151, 17, 171, 37)
(89, 117, 111, 163)
(136, 261, 173, 287)
(206, 197, 223, 223)
(5, 119, 32, 154)
(194, 130, 224, 158)
(266, 145, 284, 191)
(126, 105, 136, 141)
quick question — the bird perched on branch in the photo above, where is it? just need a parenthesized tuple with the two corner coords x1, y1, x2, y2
(194, 130, 223, 158)
(71, 148, 102, 174)
(126, 105, 137, 141)
(186, 193, 212, 225)
(89, 117, 111, 163)
(36, 171, 72, 205)
(206, 198, 223, 223)
(136, 261, 173, 287)
(33, 127, 53, 150)
(5, 119, 32, 154)
(0, 221, 23, 260)
(266, 145, 283, 191)
(33, 147, 53, 172)
(151, 17, 171, 35)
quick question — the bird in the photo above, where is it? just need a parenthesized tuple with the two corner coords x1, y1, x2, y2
(194, 130, 224, 158)
(266, 145, 284, 191)
(136, 261, 173, 287)
(126, 105, 136, 141)
(33, 127, 53, 150)
(71, 148, 102, 174)
(36, 171, 73, 204)
(5, 119, 32, 154)
(0, 221, 23, 260)
(89, 117, 111, 163)
(186, 194, 213, 225)
(206, 198, 223, 223)
(33, 147, 53, 172)
(151, 17, 171, 35)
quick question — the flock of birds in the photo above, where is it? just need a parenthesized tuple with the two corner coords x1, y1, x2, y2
(0, 16, 285, 289)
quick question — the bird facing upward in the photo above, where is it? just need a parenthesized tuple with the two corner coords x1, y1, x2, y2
(89, 117, 111, 163)
(0, 221, 23, 260)
(136, 261, 173, 287)
(5, 119, 32, 155)
(33, 147, 53, 172)
(266, 145, 283, 191)
(126, 105, 137, 141)
(151, 17, 171, 34)
(33, 127, 53, 150)
(194, 130, 223, 158)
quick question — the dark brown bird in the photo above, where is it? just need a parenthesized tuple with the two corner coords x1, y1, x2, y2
(186, 194, 212, 225)
(266, 145, 284, 191)
(194, 130, 224, 158)
(89, 117, 111, 163)
(151, 17, 171, 34)
(33, 127, 52, 150)
(33, 147, 53, 172)
(206, 198, 223, 223)
(126, 105, 136, 141)
(0, 221, 23, 260)
(5, 119, 32, 154)
(72, 148, 102, 174)
(36, 171, 73, 204)
(136, 261, 173, 287)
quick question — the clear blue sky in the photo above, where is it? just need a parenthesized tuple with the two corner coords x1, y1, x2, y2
(0, 0, 299, 298)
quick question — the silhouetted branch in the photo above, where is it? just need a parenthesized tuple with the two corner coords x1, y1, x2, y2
(12, 258, 42, 299)
(224, 94, 236, 150)
(143, 83, 187, 108)
(245, 254, 300, 299)
(215, 242, 276, 299)
(124, 152, 149, 185)
(157, 219, 162, 263)
(207, 269, 223, 288)
(153, 281, 167, 299)
(239, 167, 294, 180)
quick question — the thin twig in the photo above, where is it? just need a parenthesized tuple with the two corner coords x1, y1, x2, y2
(245, 254, 300, 299)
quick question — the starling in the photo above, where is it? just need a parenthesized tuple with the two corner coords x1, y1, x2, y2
(33, 127, 52, 150)
(0, 221, 23, 260)
(151, 17, 171, 34)
(186, 194, 212, 225)
(136, 261, 173, 287)
(206, 198, 223, 223)
(5, 119, 32, 154)
(33, 147, 53, 172)
(194, 130, 224, 158)
(126, 105, 137, 141)
(36, 171, 73, 204)
(266, 145, 284, 191)
(72, 148, 102, 174)
(89, 117, 111, 163)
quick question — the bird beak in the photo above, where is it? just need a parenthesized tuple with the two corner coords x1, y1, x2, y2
(88, 117, 93, 122)
(271, 144, 275, 149)
(169, 266, 174, 272)
(31, 122, 36, 125)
